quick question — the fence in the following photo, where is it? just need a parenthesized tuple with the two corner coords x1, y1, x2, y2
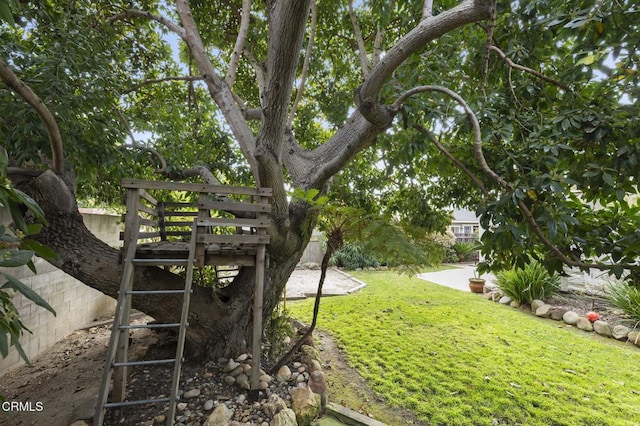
(0, 209, 121, 376)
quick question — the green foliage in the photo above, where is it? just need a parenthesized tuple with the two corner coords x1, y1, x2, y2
(330, 243, 380, 270)
(264, 305, 295, 361)
(496, 259, 561, 304)
(605, 281, 640, 325)
(453, 241, 480, 262)
(0, 148, 56, 365)
(289, 270, 640, 425)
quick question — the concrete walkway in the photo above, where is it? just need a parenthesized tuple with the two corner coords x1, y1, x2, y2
(285, 267, 367, 299)
(417, 264, 496, 292)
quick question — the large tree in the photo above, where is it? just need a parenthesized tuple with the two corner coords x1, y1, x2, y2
(1, 0, 639, 359)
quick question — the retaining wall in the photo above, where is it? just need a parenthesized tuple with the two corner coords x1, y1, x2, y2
(0, 209, 121, 376)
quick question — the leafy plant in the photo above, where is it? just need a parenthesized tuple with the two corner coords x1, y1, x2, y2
(0, 147, 57, 365)
(264, 305, 295, 361)
(453, 241, 480, 262)
(605, 281, 640, 326)
(496, 259, 560, 304)
(330, 243, 380, 270)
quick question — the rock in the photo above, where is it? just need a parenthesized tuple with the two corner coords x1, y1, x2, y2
(308, 370, 327, 410)
(264, 394, 288, 417)
(498, 295, 512, 305)
(576, 317, 594, 332)
(562, 311, 579, 325)
(258, 381, 269, 390)
(236, 394, 246, 404)
(224, 375, 236, 385)
(613, 324, 631, 341)
(531, 299, 545, 312)
(483, 292, 494, 300)
(300, 345, 321, 365)
(550, 307, 569, 321)
(183, 388, 201, 399)
(509, 300, 521, 308)
(271, 408, 298, 426)
(69, 422, 89, 426)
(260, 374, 272, 383)
(628, 331, 640, 346)
(204, 399, 215, 411)
(308, 359, 322, 373)
(236, 374, 250, 390)
(296, 374, 306, 383)
(593, 320, 613, 337)
(204, 404, 234, 426)
(203, 371, 214, 379)
(153, 415, 166, 424)
(276, 365, 292, 382)
(67, 397, 95, 424)
(237, 353, 250, 362)
(177, 402, 188, 411)
(535, 305, 551, 318)
(291, 386, 321, 426)
(223, 360, 240, 373)
(230, 366, 245, 377)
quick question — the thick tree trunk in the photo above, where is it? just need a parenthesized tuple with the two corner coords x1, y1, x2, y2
(20, 170, 314, 360)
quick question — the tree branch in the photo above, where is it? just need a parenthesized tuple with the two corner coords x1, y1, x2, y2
(107, 8, 185, 39)
(0, 58, 64, 174)
(225, 0, 251, 87)
(122, 75, 204, 94)
(358, 0, 492, 127)
(422, 0, 433, 19)
(175, 0, 260, 184)
(348, 0, 371, 77)
(288, 0, 317, 126)
(488, 45, 572, 92)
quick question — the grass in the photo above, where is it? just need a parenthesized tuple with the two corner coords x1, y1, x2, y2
(288, 270, 640, 426)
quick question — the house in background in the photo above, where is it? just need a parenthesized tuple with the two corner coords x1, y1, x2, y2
(449, 209, 480, 243)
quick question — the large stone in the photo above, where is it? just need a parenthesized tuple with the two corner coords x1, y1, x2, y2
(271, 408, 298, 426)
(183, 388, 201, 399)
(576, 317, 594, 332)
(509, 300, 521, 308)
(308, 359, 322, 373)
(628, 331, 640, 346)
(276, 365, 292, 382)
(562, 311, 579, 325)
(204, 404, 233, 426)
(300, 345, 322, 366)
(291, 386, 321, 426)
(612, 324, 631, 341)
(223, 359, 240, 373)
(498, 295, 512, 305)
(531, 299, 546, 312)
(550, 307, 569, 321)
(264, 394, 288, 418)
(535, 305, 551, 318)
(593, 320, 613, 337)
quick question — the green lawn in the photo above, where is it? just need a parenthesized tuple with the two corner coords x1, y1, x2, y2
(288, 270, 640, 426)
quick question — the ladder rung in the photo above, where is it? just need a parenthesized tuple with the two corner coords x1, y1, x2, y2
(119, 323, 181, 330)
(132, 259, 193, 265)
(113, 358, 176, 367)
(126, 290, 187, 295)
(104, 397, 171, 409)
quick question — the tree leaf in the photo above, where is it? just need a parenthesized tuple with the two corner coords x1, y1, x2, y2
(1, 273, 56, 316)
(0, 249, 35, 267)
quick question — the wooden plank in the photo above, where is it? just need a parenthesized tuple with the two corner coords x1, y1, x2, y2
(163, 220, 196, 227)
(138, 189, 157, 205)
(122, 179, 273, 196)
(197, 234, 270, 245)
(197, 218, 270, 228)
(198, 200, 272, 213)
(162, 211, 199, 217)
(138, 204, 157, 216)
(325, 403, 388, 426)
(139, 218, 159, 227)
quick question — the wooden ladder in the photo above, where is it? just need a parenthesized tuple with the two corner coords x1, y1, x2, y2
(93, 200, 197, 426)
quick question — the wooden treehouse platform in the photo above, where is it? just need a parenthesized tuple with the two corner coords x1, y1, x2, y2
(120, 179, 272, 269)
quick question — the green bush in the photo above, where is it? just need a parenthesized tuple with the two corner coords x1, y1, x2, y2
(605, 281, 640, 325)
(496, 259, 560, 304)
(330, 243, 380, 270)
(453, 241, 479, 262)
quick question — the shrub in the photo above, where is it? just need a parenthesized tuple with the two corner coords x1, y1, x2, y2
(496, 259, 560, 304)
(605, 281, 640, 325)
(330, 243, 380, 270)
(453, 241, 479, 262)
